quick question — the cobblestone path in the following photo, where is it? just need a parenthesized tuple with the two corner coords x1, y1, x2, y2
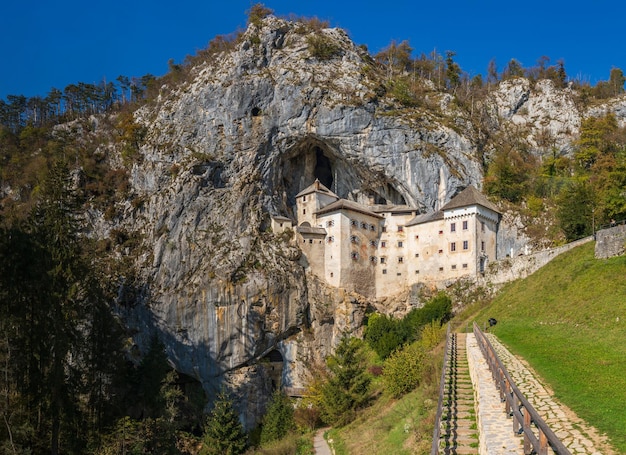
(466, 333, 524, 455)
(486, 333, 614, 455)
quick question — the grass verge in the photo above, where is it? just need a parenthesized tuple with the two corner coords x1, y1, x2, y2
(478, 242, 626, 452)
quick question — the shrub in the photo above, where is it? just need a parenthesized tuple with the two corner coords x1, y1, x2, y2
(306, 34, 341, 60)
(382, 342, 427, 398)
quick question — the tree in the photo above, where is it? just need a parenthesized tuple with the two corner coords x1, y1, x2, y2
(557, 180, 595, 241)
(445, 51, 461, 90)
(365, 313, 403, 359)
(382, 342, 427, 397)
(609, 67, 626, 96)
(201, 390, 247, 455)
(246, 3, 273, 27)
(260, 391, 294, 445)
(318, 337, 371, 426)
(487, 59, 499, 84)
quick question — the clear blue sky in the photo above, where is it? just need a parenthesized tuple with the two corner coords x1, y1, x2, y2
(2, 0, 625, 100)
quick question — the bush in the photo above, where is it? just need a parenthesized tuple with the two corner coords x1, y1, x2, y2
(382, 342, 427, 398)
(306, 34, 341, 60)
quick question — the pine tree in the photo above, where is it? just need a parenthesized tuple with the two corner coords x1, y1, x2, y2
(201, 390, 247, 455)
(319, 336, 371, 426)
(260, 391, 294, 445)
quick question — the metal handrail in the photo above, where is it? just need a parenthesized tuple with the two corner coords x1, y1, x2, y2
(430, 323, 451, 455)
(473, 322, 571, 455)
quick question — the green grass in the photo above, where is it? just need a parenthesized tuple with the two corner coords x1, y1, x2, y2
(478, 241, 626, 452)
(331, 384, 437, 454)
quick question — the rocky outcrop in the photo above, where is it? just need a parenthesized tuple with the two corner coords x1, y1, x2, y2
(91, 15, 625, 425)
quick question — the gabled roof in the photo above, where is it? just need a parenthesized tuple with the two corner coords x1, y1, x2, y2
(406, 210, 444, 226)
(295, 179, 339, 199)
(296, 226, 327, 236)
(370, 204, 418, 215)
(315, 199, 384, 219)
(441, 186, 500, 214)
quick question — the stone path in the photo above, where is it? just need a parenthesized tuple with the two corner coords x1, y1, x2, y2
(466, 333, 524, 455)
(486, 334, 613, 455)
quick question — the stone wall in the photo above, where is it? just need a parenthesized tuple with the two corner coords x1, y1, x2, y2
(480, 236, 594, 287)
(595, 223, 626, 259)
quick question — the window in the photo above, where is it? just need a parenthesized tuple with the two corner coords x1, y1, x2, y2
(351, 219, 358, 227)
(415, 270, 420, 274)
(439, 230, 443, 235)
(451, 222, 456, 232)
(481, 241, 485, 251)
(452, 264, 457, 270)
(382, 269, 387, 274)
(463, 240, 469, 250)
(462, 263, 468, 269)
(398, 241, 403, 247)
(415, 253, 419, 258)
(382, 226, 387, 233)
(415, 235, 419, 239)
(398, 257, 404, 263)
(450, 242, 456, 252)
(350, 235, 359, 244)
(302, 196, 306, 202)
(326, 220, 334, 227)
(370, 240, 377, 247)
(361, 222, 368, 229)
(279, 223, 283, 228)
(370, 224, 376, 231)
(481, 221, 485, 233)
(330, 272, 334, 277)
(370, 256, 377, 263)
(308, 239, 313, 244)
(381, 241, 386, 248)
(398, 225, 404, 232)
(351, 251, 359, 260)
(462, 220, 468, 230)
(327, 236, 334, 243)
(303, 209, 306, 215)
(438, 249, 443, 254)
(380, 257, 386, 264)
(439, 267, 444, 272)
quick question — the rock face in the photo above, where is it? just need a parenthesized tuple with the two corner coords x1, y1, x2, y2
(99, 15, 625, 425)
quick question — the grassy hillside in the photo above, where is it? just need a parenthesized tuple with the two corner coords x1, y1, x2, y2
(479, 241, 626, 452)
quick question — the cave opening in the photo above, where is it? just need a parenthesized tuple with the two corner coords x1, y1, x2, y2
(263, 349, 284, 390)
(314, 147, 333, 190)
(281, 138, 336, 210)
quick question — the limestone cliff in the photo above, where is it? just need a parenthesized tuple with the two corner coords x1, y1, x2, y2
(93, 15, 626, 426)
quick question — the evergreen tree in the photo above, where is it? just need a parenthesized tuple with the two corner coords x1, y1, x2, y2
(201, 390, 247, 455)
(319, 337, 371, 426)
(260, 391, 294, 445)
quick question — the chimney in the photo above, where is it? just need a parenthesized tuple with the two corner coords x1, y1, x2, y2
(314, 178, 320, 190)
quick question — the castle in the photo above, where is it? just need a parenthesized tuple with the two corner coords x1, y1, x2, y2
(272, 180, 501, 299)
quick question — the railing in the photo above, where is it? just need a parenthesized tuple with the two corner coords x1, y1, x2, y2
(473, 322, 571, 455)
(430, 323, 451, 455)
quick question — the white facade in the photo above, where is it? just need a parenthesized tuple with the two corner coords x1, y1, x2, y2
(291, 180, 500, 299)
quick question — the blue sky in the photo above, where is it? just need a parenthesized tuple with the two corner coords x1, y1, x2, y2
(2, 0, 625, 100)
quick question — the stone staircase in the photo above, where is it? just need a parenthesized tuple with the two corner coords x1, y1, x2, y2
(441, 333, 479, 455)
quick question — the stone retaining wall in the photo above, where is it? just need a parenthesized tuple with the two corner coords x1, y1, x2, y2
(595, 223, 626, 259)
(479, 236, 594, 287)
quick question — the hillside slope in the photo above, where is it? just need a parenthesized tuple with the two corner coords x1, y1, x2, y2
(480, 241, 626, 451)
